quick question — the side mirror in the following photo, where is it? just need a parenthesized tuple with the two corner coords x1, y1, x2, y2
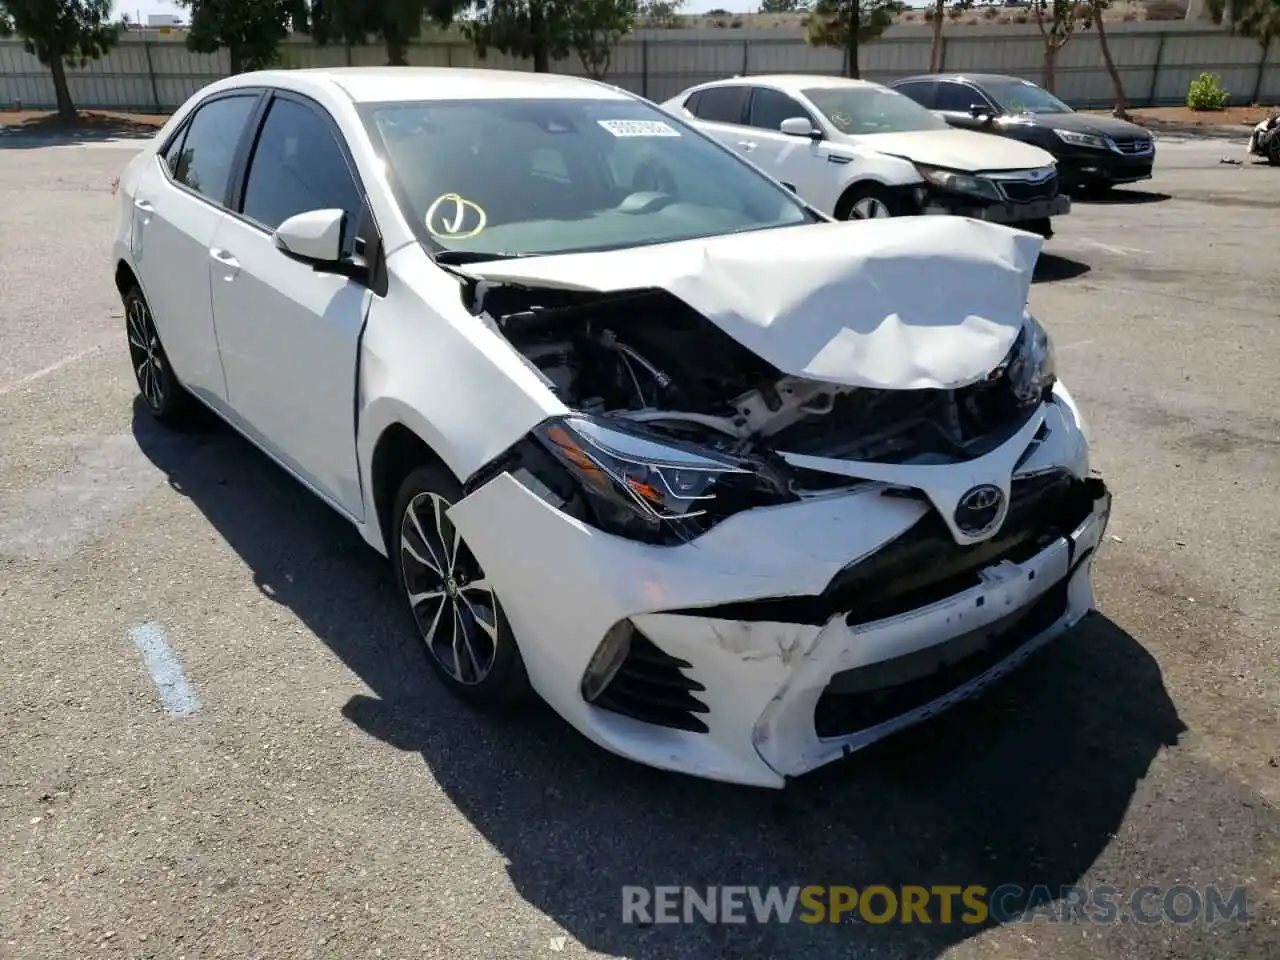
(780, 116, 822, 139)
(274, 208, 346, 266)
(969, 103, 994, 120)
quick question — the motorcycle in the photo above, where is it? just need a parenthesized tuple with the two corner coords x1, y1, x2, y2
(1246, 113, 1280, 165)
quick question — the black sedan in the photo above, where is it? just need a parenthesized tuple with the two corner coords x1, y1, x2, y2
(890, 73, 1155, 194)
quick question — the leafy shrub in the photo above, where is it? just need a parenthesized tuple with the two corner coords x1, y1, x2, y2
(1186, 72, 1230, 110)
(1013, 11, 1029, 21)
(983, 5, 1000, 17)
(948, 4, 964, 17)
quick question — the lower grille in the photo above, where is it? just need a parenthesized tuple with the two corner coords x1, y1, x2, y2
(812, 575, 1071, 738)
(998, 175, 1060, 203)
(593, 627, 710, 733)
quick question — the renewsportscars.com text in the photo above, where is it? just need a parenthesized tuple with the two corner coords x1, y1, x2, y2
(621, 884, 1249, 926)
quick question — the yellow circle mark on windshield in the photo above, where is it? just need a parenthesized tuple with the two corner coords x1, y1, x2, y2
(425, 192, 487, 240)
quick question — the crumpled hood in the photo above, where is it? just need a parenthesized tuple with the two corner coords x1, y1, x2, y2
(853, 128, 1056, 172)
(462, 216, 1043, 391)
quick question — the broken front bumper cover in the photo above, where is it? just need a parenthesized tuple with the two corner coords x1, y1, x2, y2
(447, 390, 1108, 788)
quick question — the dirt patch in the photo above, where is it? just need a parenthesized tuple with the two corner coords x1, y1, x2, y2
(1089, 105, 1278, 138)
(0, 110, 169, 136)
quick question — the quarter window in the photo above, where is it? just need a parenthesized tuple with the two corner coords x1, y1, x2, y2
(894, 80, 936, 109)
(169, 94, 258, 203)
(240, 97, 364, 255)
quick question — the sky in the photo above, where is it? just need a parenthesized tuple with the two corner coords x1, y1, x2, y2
(117, 0, 777, 22)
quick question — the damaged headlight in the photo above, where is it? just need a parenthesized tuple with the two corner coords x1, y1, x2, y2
(915, 164, 1003, 202)
(1003, 314, 1057, 406)
(526, 416, 795, 544)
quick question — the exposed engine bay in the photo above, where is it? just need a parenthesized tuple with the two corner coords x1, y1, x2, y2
(469, 282, 1048, 470)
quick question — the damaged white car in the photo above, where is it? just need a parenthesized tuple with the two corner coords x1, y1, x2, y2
(112, 67, 1110, 788)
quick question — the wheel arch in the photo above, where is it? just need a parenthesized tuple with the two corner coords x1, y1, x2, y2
(833, 178, 899, 220)
(115, 259, 140, 297)
(369, 420, 455, 557)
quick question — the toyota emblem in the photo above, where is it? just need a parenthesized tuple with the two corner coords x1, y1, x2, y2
(954, 484, 1005, 536)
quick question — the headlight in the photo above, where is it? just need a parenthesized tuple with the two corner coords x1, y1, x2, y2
(1002, 314, 1057, 406)
(529, 416, 795, 544)
(915, 164, 1003, 201)
(1054, 129, 1110, 150)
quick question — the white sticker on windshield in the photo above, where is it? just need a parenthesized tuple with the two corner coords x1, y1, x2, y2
(597, 119, 681, 138)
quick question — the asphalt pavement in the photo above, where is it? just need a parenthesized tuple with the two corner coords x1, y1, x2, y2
(0, 134, 1277, 959)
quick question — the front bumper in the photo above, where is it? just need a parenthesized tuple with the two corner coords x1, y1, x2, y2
(448, 385, 1106, 788)
(1055, 149, 1154, 189)
(922, 192, 1071, 227)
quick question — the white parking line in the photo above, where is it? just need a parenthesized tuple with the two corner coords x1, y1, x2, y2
(1066, 238, 1150, 257)
(0, 344, 105, 397)
(129, 623, 201, 717)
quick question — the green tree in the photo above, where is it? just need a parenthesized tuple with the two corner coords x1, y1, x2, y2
(443, 0, 638, 74)
(927, 0, 971, 72)
(1086, 0, 1128, 117)
(180, 0, 309, 74)
(759, 0, 808, 12)
(637, 0, 683, 27)
(1030, 0, 1087, 92)
(310, 0, 464, 65)
(0, 0, 119, 120)
(805, 0, 904, 80)
(569, 0, 638, 79)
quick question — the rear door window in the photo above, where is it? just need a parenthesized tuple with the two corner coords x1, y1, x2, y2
(691, 86, 749, 125)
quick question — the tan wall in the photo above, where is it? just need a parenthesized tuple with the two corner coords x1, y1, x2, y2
(0, 22, 1275, 114)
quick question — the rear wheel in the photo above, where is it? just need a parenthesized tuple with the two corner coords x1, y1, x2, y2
(390, 463, 530, 710)
(124, 285, 193, 426)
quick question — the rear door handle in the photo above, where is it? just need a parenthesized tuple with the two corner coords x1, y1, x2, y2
(133, 198, 153, 211)
(737, 140, 756, 151)
(210, 247, 241, 279)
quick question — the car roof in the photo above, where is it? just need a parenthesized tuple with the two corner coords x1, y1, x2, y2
(690, 74, 884, 96)
(894, 73, 1029, 87)
(218, 66, 632, 104)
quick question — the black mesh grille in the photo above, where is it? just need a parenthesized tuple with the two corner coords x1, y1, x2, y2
(812, 574, 1072, 738)
(592, 627, 710, 733)
(999, 175, 1060, 203)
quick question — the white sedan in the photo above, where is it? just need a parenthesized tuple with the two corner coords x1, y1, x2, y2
(663, 75, 1070, 237)
(112, 66, 1109, 788)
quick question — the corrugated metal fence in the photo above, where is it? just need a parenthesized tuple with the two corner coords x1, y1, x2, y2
(0, 23, 1275, 113)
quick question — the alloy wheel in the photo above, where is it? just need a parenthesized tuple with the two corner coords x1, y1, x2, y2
(850, 196, 892, 220)
(398, 491, 500, 686)
(126, 296, 165, 411)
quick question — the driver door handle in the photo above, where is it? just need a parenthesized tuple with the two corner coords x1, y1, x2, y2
(133, 198, 153, 211)
(737, 140, 757, 151)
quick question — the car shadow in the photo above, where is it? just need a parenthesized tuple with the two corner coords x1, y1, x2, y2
(0, 112, 162, 149)
(1068, 189, 1171, 205)
(131, 400, 1186, 959)
(1033, 253, 1091, 283)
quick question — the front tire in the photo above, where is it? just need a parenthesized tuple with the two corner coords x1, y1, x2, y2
(838, 182, 908, 221)
(391, 463, 530, 710)
(124, 285, 193, 426)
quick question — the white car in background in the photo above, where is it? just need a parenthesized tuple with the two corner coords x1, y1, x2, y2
(112, 66, 1108, 788)
(663, 75, 1071, 237)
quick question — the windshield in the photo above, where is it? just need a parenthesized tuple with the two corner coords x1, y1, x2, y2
(984, 79, 1072, 115)
(803, 85, 949, 135)
(360, 97, 814, 260)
